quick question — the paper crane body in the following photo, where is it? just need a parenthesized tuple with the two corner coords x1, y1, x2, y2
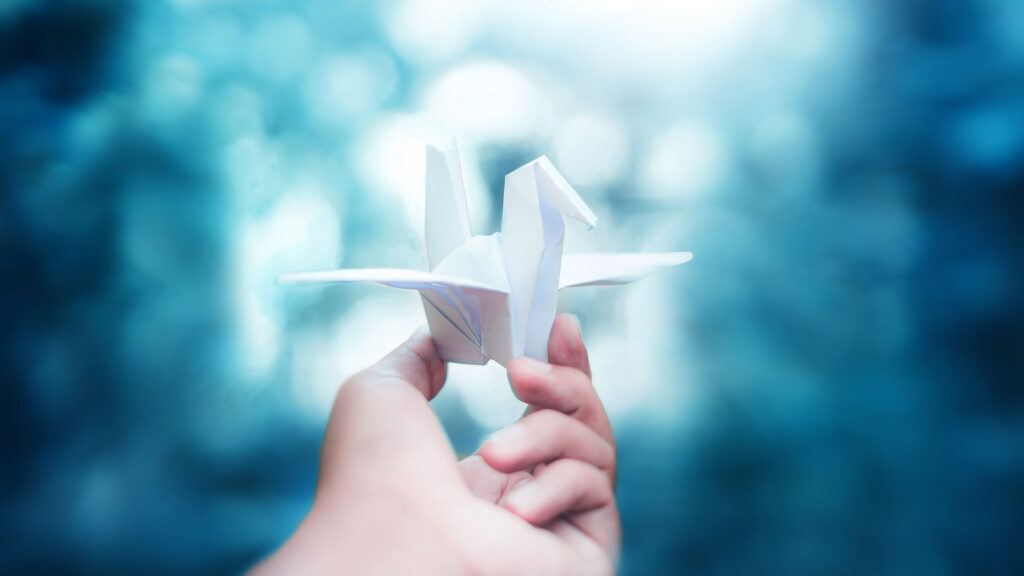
(279, 141, 692, 366)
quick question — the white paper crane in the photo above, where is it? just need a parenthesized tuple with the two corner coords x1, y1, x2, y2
(279, 140, 692, 366)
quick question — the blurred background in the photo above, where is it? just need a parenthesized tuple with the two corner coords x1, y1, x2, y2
(2, 0, 1023, 574)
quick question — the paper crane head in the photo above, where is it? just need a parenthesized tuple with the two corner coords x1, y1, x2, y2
(280, 139, 692, 367)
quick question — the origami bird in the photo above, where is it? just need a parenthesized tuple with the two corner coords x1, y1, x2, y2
(279, 140, 692, 366)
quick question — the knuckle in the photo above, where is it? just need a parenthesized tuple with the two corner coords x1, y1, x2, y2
(592, 472, 614, 503)
(554, 457, 589, 477)
(338, 371, 378, 398)
(334, 370, 401, 410)
(562, 370, 594, 409)
(533, 407, 564, 426)
(594, 438, 616, 470)
(514, 371, 549, 397)
(560, 459, 612, 501)
(531, 409, 572, 439)
(574, 462, 613, 501)
(334, 373, 366, 406)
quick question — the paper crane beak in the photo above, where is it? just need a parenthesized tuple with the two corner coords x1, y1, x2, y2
(532, 156, 599, 229)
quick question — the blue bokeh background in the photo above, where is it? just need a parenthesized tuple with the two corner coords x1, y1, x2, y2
(3, 0, 1023, 574)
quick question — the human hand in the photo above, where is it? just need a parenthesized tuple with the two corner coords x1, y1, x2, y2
(461, 314, 619, 569)
(251, 314, 619, 575)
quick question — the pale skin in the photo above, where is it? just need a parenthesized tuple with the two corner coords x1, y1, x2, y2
(251, 315, 620, 575)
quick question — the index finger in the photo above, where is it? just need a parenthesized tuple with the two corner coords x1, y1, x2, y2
(548, 314, 591, 378)
(507, 315, 613, 447)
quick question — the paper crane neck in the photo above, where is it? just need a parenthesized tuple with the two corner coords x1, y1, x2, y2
(421, 149, 603, 364)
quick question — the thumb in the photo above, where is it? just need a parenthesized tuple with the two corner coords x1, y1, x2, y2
(317, 328, 461, 494)
(365, 326, 448, 400)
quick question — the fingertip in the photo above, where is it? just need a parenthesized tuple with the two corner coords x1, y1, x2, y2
(478, 424, 527, 473)
(566, 313, 583, 339)
(477, 441, 510, 472)
(371, 327, 448, 399)
(513, 356, 553, 376)
(507, 357, 550, 399)
(410, 326, 448, 392)
(509, 355, 552, 372)
(500, 478, 539, 518)
(407, 325, 441, 361)
(548, 315, 589, 375)
(550, 315, 578, 350)
(506, 357, 526, 381)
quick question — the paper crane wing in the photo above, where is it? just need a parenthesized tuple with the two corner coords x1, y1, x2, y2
(500, 157, 600, 362)
(559, 252, 694, 289)
(279, 268, 508, 364)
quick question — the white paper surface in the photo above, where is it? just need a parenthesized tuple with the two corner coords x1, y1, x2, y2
(559, 252, 694, 289)
(279, 139, 691, 366)
(424, 139, 472, 270)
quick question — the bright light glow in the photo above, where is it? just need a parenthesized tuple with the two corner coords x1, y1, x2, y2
(213, 84, 265, 142)
(189, 14, 243, 71)
(763, 1, 855, 65)
(421, 61, 547, 143)
(140, 54, 202, 126)
(551, 114, 630, 188)
(589, 273, 695, 427)
(234, 187, 342, 377)
(305, 50, 398, 124)
(290, 295, 423, 417)
(749, 110, 822, 196)
(246, 13, 313, 82)
(448, 362, 526, 430)
(384, 0, 481, 63)
(642, 120, 731, 200)
(237, 291, 280, 377)
(225, 134, 284, 212)
(475, 0, 771, 82)
(354, 115, 491, 236)
(289, 295, 527, 425)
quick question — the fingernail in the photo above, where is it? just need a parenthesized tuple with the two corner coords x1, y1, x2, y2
(486, 422, 526, 446)
(518, 356, 552, 373)
(567, 314, 582, 338)
(503, 479, 537, 511)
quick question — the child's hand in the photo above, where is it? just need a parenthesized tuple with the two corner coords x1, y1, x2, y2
(252, 315, 619, 576)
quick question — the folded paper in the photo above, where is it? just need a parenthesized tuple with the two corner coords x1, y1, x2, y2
(279, 140, 692, 366)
